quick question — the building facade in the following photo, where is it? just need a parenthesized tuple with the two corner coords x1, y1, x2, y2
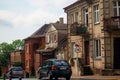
(64, 0, 120, 76)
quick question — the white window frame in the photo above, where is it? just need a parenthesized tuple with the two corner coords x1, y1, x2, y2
(94, 5, 100, 24)
(84, 8, 89, 26)
(113, 1, 120, 16)
(95, 40, 101, 59)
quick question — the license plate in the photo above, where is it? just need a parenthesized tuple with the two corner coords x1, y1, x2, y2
(60, 67, 66, 70)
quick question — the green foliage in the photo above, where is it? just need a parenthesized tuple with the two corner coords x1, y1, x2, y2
(13, 62, 23, 67)
(0, 39, 24, 67)
(12, 39, 24, 50)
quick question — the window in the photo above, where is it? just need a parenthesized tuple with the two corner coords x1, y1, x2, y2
(46, 34, 49, 43)
(75, 12, 79, 23)
(94, 5, 99, 24)
(95, 40, 101, 58)
(113, 1, 120, 16)
(25, 60, 28, 67)
(54, 33, 57, 42)
(49, 34, 52, 43)
(26, 44, 29, 53)
(71, 14, 74, 24)
(84, 9, 89, 26)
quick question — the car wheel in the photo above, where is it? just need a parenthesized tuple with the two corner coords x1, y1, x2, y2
(66, 76, 70, 80)
(55, 77, 58, 80)
(48, 72, 52, 80)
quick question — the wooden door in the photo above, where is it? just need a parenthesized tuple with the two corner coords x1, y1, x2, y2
(84, 41, 90, 65)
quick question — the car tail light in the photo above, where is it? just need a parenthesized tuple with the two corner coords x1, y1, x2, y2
(67, 66, 72, 70)
(51, 66, 57, 70)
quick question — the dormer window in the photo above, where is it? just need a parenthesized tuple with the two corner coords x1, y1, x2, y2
(113, 1, 120, 16)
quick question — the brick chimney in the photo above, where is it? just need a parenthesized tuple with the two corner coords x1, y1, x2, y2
(59, 17, 64, 24)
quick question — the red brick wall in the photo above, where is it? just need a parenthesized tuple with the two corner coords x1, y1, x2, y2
(24, 38, 42, 74)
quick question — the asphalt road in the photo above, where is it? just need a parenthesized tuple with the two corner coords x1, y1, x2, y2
(1, 78, 110, 80)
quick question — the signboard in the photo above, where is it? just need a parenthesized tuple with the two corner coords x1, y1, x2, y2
(74, 44, 80, 53)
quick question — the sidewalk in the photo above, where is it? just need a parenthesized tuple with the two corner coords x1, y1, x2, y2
(72, 75, 120, 80)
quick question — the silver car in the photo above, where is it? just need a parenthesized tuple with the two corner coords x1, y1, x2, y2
(5, 67, 24, 79)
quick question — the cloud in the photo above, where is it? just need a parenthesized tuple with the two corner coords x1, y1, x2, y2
(0, 19, 13, 27)
(0, 0, 76, 29)
(26, 0, 76, 9)
(0, 0, 76, 43)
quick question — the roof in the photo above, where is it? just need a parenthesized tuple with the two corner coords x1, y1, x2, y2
(56, 36, 67, 50)
(24, 22, 67, 40)
(51, 23, 67, 30)
(25, 24, 49, 39)
(64, 0, 80, 11)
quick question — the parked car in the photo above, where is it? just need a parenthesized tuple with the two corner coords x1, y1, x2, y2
(5, 67, 24, 79)
(37, 59, 72, 80)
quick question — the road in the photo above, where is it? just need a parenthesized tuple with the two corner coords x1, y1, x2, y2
(1, 78, 105, 80)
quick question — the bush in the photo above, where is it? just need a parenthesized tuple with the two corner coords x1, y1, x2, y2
(13, 62, 22, 67)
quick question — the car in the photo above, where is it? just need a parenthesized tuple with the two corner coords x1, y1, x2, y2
(37, 59, 72, 80)
(5, 66, 24, 79)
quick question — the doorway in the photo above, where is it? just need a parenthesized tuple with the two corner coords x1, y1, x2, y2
(84, 41, 90, 65)
(114, 37, 120, 69)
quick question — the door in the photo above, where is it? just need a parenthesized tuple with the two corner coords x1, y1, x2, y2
(114, 38, 120, 69)
(84, 41, 90, 65)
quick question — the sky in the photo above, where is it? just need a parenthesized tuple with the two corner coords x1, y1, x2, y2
(0, 0, 76, 43)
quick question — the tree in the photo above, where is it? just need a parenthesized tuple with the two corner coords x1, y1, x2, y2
(0, 42, 14, 66)
(0, 39, 24, 67)
(12, 39, 24, 50)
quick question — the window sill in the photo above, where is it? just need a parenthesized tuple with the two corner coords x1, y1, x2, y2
(94, 22, 100, 25)
(95, 57, 101, 60)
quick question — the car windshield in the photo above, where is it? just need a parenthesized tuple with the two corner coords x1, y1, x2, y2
(13, 67, 23, 71)
(54, 60, 69, 66)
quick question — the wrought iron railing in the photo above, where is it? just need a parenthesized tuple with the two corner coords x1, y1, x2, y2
(104, 16, 120, 31)
(70, 22, 88, 35)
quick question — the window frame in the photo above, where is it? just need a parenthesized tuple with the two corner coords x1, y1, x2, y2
(75, 12, 79, 23)
(95, 39, 101, 59)
(93, 5, 100, 24)
(84, 8, 89, 26)
(113, 1, 120, 16)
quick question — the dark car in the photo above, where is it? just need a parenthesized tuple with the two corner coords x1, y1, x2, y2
(5, 67, 24, 79)
(38, 59, 72, 80)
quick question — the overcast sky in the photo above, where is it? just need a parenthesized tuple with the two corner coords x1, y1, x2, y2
(0, 0, 76, 43)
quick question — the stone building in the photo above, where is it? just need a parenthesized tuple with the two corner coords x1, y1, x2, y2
(64, 0, 120, 76)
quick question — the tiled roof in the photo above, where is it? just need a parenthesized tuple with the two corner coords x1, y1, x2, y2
(25, 22, 67, 40)
(25, 24, 49, 39)
(51, 23, 67, 30)
(57, 36, 67, 50)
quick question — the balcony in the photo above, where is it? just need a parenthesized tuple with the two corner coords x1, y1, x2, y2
(70, 22, 88, 35)
(103, 16, 120, 32)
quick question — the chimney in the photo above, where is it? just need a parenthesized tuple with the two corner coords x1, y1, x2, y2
(59, 17, 64, 24)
